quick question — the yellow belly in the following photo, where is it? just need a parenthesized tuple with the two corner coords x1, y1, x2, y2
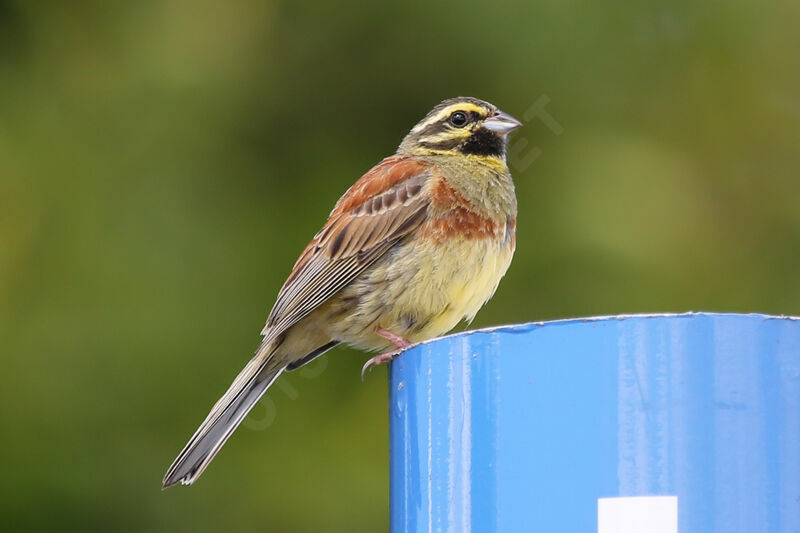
(322, 233, 515, 351)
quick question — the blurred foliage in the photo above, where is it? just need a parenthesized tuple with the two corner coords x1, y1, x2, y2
(1, 0, 798, 531)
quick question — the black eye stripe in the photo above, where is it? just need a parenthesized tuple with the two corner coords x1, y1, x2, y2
(417, 122, 449, 138)
(400, 104, 495, 152)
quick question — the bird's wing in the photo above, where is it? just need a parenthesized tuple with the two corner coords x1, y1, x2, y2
(262, 155, 433, 341)
(162, 157, 433, 488)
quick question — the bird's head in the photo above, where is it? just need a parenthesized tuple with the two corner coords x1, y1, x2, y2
(398, 97, 522, 161)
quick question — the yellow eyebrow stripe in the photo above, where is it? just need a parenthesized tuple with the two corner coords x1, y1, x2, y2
(412, 103, 488, 132)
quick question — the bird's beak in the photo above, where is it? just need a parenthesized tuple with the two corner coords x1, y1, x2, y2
(483, 110, 522, 134)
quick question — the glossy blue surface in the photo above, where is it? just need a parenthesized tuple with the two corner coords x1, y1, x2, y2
(389, 313, 800, 532)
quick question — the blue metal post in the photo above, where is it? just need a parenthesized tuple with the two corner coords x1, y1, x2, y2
(389, 313, 800, 533)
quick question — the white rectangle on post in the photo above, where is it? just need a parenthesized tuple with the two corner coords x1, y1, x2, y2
(598, 496, 678, 533)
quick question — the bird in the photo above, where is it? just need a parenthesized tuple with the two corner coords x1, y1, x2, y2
(162, 96, 521, 488)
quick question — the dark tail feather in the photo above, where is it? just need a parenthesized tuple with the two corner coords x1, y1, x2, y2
(162, 339, 284, 488)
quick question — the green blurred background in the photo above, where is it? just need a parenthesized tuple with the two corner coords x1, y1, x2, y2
(1, 0, 798, 531)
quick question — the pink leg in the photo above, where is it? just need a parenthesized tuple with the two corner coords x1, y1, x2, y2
(376, 327, 411, 349)
(361, 327, 412, 380)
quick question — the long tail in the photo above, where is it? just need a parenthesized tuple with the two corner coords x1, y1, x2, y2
(162, 339, 284, 488)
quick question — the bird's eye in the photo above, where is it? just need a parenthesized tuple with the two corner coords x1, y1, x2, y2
(449, 111, 468, 127)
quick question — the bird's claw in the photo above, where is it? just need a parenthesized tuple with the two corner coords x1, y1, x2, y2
(362, 327, 413, 380)
(361, 349, 403, 380)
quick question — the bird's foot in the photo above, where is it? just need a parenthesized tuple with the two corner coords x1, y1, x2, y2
(361, 328, 412, 380)
(361, 350, 402, 380)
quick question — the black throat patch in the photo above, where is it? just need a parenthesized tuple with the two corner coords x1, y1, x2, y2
(460, 128, 505, 157)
